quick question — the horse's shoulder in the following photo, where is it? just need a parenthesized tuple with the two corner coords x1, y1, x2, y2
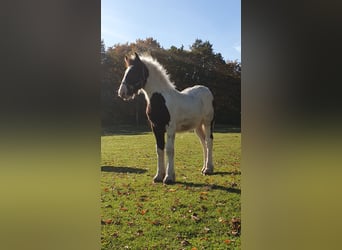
(146, 92, 170, 129)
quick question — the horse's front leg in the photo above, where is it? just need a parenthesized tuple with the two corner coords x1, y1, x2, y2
(152, 127, 165, 183)
(163, 131, 176, 184)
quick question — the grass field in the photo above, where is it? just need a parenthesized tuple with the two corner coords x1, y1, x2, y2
(101, 126, 241, 249)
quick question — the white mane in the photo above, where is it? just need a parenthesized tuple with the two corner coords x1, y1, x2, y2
(139, 55, 176, 97)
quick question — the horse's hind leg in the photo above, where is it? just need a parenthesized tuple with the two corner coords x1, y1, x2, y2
(195, 124, 208, 174)
(202, 122, 214, 175)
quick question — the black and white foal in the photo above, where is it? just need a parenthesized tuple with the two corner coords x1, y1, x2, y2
(118, 53, 215, 184)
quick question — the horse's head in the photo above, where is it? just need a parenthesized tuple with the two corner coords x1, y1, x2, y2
(118, 52, 149, 100)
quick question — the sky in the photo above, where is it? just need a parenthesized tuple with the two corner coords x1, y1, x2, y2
(101, 0, 241, 62)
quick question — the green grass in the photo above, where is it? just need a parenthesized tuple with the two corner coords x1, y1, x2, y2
(101, 127, 241, 249)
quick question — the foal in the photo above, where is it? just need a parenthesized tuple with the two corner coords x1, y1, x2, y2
(118, 53, 215, 184)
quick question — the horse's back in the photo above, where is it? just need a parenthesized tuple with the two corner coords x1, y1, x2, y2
(181, 85, 213, 99)
(181, 85, 214, 113)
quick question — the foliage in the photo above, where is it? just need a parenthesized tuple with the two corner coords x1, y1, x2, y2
(101, 128, 241, 249)
(101, 38, 241, 127)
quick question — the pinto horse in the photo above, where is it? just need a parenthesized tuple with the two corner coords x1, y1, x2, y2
(118, 53, 215, 184)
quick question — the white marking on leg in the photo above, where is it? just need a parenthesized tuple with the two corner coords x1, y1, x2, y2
(153, 147, 165, 182)
(195, 125, 208, 173)
(164, 132, 175, 184)
(203, 124, 214, 175)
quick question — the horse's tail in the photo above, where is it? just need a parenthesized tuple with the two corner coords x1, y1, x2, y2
(210, 98, 216, 139)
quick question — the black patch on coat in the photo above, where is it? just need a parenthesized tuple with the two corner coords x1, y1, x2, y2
(146, 93, 170, 150)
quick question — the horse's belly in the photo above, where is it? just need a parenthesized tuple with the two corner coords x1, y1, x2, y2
(175, 118, 200, 132)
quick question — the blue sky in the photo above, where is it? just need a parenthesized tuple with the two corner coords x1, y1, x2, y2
(101, 0, 241, 62)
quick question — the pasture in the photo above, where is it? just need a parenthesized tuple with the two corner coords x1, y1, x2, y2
(101, 126, 241, 249)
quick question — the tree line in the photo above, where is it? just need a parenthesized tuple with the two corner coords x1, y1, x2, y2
(101, 38, 241, 128)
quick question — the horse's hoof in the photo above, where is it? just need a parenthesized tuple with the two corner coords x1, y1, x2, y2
(163, 176, 175, 185)
(153, 175, 165, 183)
(202, 168, 214, 175)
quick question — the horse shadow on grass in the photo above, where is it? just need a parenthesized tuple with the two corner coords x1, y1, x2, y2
(101, 165, 147, 174)
(211, 171, 241, 176)
(175, 181, 241, 194)
(101, 166, 240, 194)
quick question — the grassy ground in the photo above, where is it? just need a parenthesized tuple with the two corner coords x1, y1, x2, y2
(101, 127, 241, 249)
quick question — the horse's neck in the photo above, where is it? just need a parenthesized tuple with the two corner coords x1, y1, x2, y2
(141, 65, 178, 102)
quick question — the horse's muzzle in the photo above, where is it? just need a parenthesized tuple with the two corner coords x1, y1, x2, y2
(118, 83, 135, 101)
(118, 83, 127, 99)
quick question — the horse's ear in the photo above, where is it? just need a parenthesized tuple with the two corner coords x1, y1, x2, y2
(134, 52, 140, 62)
(124, 56, 129, 66)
